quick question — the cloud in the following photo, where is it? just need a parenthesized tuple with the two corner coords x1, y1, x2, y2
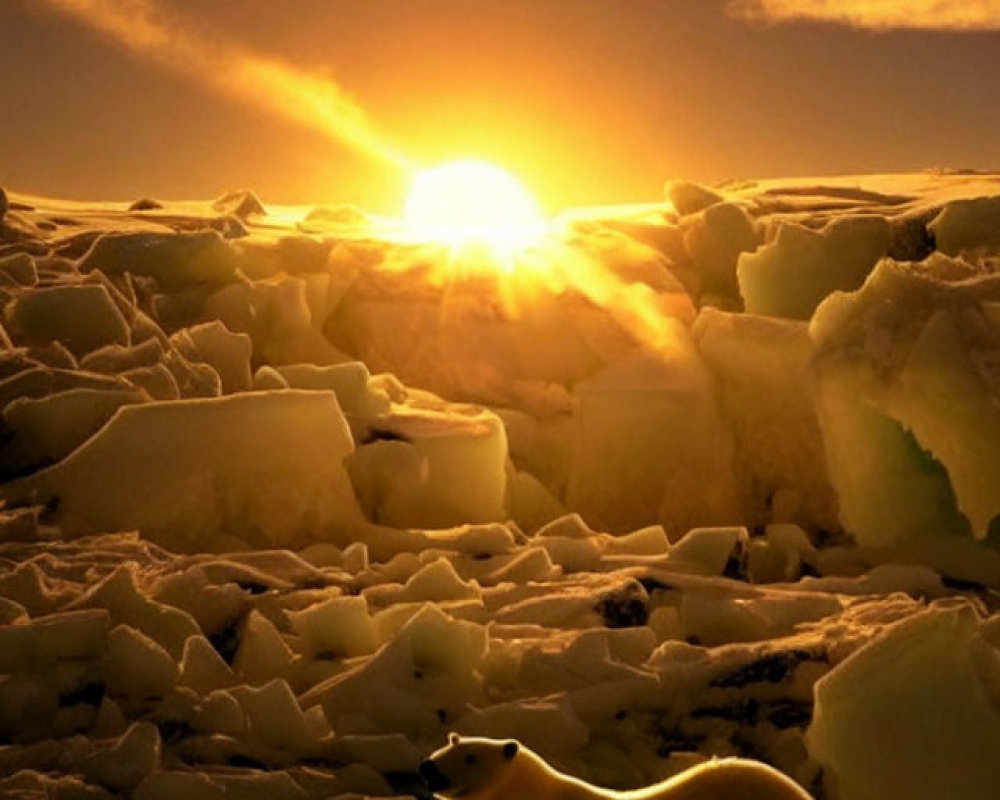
(35, 0, 413, 171)
(728, 0, 1000, 31)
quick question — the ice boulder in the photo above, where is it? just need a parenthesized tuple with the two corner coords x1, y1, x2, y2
(811, 255, 1000, 543)
(348, 403, 508, 529)
(807, 605, 1000, 800)
(737, 215, 890, 319)
(2, 391, 363, 551)
(567, 327, 740, 537)
(928, 195, 1000, 256)
(682, 202, 758, 296)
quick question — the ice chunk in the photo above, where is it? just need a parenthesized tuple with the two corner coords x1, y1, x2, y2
(669, 527, 747, 575)
(737, 216, 890, 319)
(1, 387, 144, 477)
(104, 624, 179, 698)
(178, 635, 237, 694)
(813, 359, 965, 546)
(80, 338, 165, 375)
(80, 722, 161, 793)
(667, 180, 724, 215)
(212, 189, 266, 219)
(884, 307, 1000, 536)
(0, 609, 109, 672)
(567, 332, 739, 537)
(929, 195, 1000, 256)
(811, 255, 1000, 543)
(693, 307, 838, 530)
(5, 391, 362, 551)
(396, 557, 481, 603)
(287, 595, 378, 658)
(807, 606, 1000, 800)
(303, 603, 487, 735)
(66, 564, 199, 659)
(233, 609, 294, 686)
(682, 202, 757, 296)
(120, 363, 180, 400)
(601, 525, 671, 556)
(275, 360, 390, 417)
(5, 284, 130, 357)
(1, 252, 38, 287)
(230, 678, 324, 756)
(79, 230, 238, 289)
(348, 404, 508, 529)
(169, 321, 252, 394)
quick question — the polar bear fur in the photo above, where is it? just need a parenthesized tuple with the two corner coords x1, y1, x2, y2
(420, 734, 814, 800)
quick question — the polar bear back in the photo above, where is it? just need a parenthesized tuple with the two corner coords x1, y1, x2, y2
(424, 735, 814, 800)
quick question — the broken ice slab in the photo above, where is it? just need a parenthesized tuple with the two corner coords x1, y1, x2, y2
(737, 215, 890, 320)
(567, 326, 740, 538)
(884, 306, 1000, 537)
(79, 230, 239, 289)
(169, 320, 252, 395)
(301, 603, 488, 737)
(0, 386, 144, 478)
(806, 604, 1000, 800)
(1, 391, 363, 551)
(4, 283, 130, 357)
(347, 403, 508, 529)
(812, 358, 967, 547)
(692, 307, 837, 531)
(811, 254, 1000, 544)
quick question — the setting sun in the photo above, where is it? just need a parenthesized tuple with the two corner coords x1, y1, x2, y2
(403, 160, 544, 247)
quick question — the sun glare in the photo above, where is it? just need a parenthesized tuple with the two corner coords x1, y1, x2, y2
(403, 160, 544, 253)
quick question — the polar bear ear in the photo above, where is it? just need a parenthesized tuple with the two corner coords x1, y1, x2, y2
(449, 732, 461, 745)
(503, 741, 519, 760)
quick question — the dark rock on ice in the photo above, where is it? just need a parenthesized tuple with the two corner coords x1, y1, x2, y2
(710, 649, 814, 688)
(596, 578, 650, 628)
(128, 197, 164, 211)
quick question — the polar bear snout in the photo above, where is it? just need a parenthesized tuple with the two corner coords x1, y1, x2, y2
(420, 758, 452, 793)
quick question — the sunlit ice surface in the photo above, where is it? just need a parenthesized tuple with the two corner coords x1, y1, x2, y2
(402, 160, 547, 271)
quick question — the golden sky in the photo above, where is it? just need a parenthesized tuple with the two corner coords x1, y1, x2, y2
(1, 0, 999, 214)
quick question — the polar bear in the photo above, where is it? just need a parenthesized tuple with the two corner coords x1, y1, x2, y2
(419, 734, 814, 800)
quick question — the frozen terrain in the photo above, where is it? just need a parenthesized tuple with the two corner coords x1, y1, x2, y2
(1, 172, 999, 800)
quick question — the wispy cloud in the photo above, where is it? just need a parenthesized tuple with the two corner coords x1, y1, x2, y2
(728, 0, 1000, 31)
(35, 0, 413, 171)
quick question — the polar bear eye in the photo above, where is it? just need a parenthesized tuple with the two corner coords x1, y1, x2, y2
(465, 754, 477, 765)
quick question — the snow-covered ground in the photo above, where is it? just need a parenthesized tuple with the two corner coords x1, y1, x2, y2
(1, 173, 998, 799)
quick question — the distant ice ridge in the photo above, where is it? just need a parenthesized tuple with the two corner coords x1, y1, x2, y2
(1, 175, 1000, 556)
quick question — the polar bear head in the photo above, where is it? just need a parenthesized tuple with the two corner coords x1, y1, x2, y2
(420, 733, 521, 798)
